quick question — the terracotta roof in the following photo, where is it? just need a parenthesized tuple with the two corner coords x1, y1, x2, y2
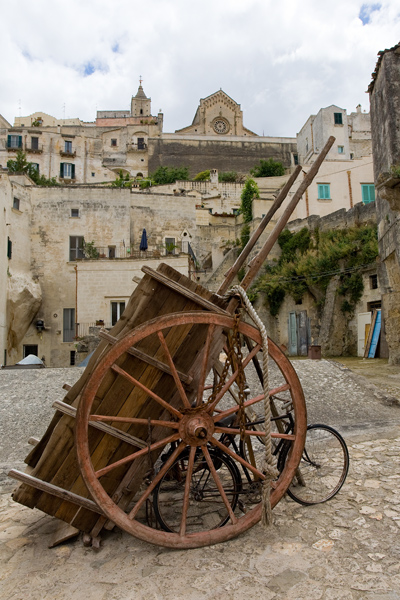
(368, 42, 400, 93)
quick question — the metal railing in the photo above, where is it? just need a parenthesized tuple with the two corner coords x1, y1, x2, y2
(76, 244, 183, 260)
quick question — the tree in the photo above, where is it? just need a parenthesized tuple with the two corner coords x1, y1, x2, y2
(151, 166, 189, 185)
(250, 158, 285, 177)
(193, 170, 210, 181)
(7, 150, 59, 186)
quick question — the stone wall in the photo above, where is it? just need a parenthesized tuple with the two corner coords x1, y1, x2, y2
(258, 202, 381, 356)
(369, 44, 400, 364)
(148, 136, 297, 178)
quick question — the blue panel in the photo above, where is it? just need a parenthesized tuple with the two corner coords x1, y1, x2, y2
(368, 310, 381, 358)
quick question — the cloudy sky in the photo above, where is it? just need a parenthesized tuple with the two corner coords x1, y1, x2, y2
(2, 1, 400, 137)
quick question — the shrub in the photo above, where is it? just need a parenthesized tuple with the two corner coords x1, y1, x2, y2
(250, 158, 285, 177)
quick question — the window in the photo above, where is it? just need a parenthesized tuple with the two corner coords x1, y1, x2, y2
(137, 137, 145, 150)
(31, 137, 39, 150)
(60, 163, 75, 179)
(317, 184, 331, 200)
(369, 274, 378, 290)
(361, 184, 375, 204)
(111, 139, 117, 147)
(71, 208, 79, 218)
(293, 153, 299, 165)
(111, 301, 125, 326)
(69, 236, 84, 261)
(23, 344, 38, 358)
(13, 197, 20, 210)
(338, 146, 344, 154)
(91, 172, 95, 177)
(30, 163, 39, 173)
(7, 135, 22, 149)
(63, 308, 75, 342)
(334, 113, 343, 125)
(108, 246, 116, 258)
(140, 109, 143, 115)
(165, 237, 176, 255)
(64, 140, 72, 153)
(70, 350, 76, 366)
(7, 237, 12, 259)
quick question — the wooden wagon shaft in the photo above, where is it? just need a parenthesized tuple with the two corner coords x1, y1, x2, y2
(9, 470, 103, 515)
(218, 164, 302, 295)
(240, 136, 335, 291)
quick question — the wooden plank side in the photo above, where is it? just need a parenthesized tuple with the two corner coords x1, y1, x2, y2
(30, 270, 217, 522)
(12, 264, 230, 531)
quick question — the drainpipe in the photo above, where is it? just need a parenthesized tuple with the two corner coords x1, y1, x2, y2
(347, 171, 353, 208)
(48, 137, 52, 178)
(75, 264, 78, 338)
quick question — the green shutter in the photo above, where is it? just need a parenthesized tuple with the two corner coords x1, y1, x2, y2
(7, 135, 11, 148)
(71, 164, 75, 180)
(18, 136, 22, 148)
(362, 184, 375, 204)
(60, 163, 64, 178)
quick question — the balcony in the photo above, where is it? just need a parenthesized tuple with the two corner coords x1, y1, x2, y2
(74, 243, 184, 260)
(60, 150, 76, 158)
(26, 144, 43, 154)
(127, 142, 147, 152)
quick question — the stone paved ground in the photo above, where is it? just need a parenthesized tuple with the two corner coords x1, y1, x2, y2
(1, 361, 400, 599)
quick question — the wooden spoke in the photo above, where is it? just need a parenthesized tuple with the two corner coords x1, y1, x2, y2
(210, 437, 266, 481)
(213, 383, 291, 422)
(157, 331, 191, 409)
(196, 324, 216, 407)
(111, 364, 182, 419)
(179, 446, 196, 537)
(94, 433, 180, 478)
(128, 441, 186, 520)
(201, 446, 238, 525)
(206, 344, 261, 414)
(89, 415, 179, 429)
(214, 426, 295, 441)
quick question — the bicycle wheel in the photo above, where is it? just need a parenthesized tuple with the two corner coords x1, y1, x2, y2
(278, 424, 349, 505)
(153, 448, 242, 533)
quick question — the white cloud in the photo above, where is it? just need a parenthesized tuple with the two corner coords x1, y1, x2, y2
(1, 0, 399, 136)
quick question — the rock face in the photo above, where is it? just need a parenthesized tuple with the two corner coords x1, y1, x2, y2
(7, 274, 42, 358)
(369, 44, 400, 364)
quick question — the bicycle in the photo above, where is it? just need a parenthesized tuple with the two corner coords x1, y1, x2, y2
(151, 396, 349, 531)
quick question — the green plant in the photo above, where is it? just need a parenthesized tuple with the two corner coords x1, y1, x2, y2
(254, 225, 378, 317)
(7, 150, 59, 186)
(151, 166, 189, 185)
(219, 171, 242, 183)
(193, 170, 210, 181)
(83, 240, 99, 259)
(240, 223, 251, 250)
(240, 178, 259, 223)
(237, 267, 246, 281)
(391, 165, 400, 178)
(111, 170, 134, 188)
(250, 158, 285, 178)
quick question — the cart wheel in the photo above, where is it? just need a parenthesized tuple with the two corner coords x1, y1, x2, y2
(75, 311, 306, 549)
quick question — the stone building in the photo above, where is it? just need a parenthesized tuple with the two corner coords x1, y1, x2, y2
(369, 42, 400, 364)
(0, 86, 298, 182)
(283, 105, 374, 221)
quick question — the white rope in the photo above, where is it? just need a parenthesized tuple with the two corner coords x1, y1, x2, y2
(226, 285, 279, 526)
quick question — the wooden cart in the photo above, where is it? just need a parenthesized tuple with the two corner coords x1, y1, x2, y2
(9, 138, 334, 549)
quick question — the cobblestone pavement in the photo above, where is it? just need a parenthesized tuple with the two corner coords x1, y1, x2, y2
(1, 361, 400, 599)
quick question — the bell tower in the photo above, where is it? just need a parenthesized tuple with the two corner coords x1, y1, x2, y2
(131, 77, 151, 117)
